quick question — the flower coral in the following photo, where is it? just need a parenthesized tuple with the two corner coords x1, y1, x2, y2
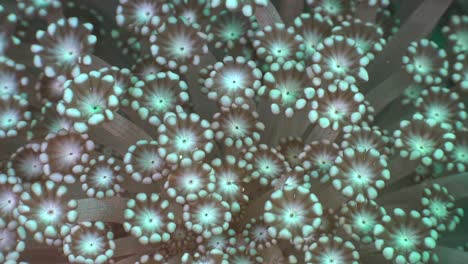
(124, 140, 171, 184)
(0, 94, 31, 138)
(123, 193, 176, 244)
(127, 71, 190, 126)
(243, 144, 289, 187)
(63, 221, 115, 263)
(34, 74, 67, 104)
(210, 10, 258, 51)
(421, 184, 464, 232)
(116, 0, 170, 36)
(341, 125, 392, 156)
(31, 17, 96, 77)
(393, 117, 455, 167)
(17, 181, 78, 245)
(149, 16, 208, 73)
(304, 236, 360, 264)
(201, 56, 262, 107)
(308, 81, 367, 130)
(259, 61, 317, 117)
(293, 13, 333, 60)
(263, 186, 323, 245)
(402, 39, 449, 85)
(330, 148, 390, 200)
(164, 162, 216, 204)
(157, 111, 214, 164)
(415, 86, 466, 130)
(29, 102, 73, 139)
(40, 130, 95, 183)
(3, 1, 468, 263)
(8, 143, 44, 183)
(0, 5, 17, 56)
(74, 155, 124, 199)
(253, 23, 303, 66)
(276, 136, 305, 168)
(373, 209, 438, 264)
(331, 19, 386, 60)
(299, 140, 340, 183)
(312, 36, 370, 83)
(211, 101, 264, 150)
(338, 199, 386, 244)
(0, 57, 29, 97)
(57, 70, 124, 133)
(0, 173, 22, 219)
(183, 193, 232, 239)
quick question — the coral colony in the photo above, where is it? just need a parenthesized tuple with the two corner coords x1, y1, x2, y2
(2, 0, 468, 263)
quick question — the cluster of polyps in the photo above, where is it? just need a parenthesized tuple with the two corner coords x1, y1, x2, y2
(0, 0, 467, 263)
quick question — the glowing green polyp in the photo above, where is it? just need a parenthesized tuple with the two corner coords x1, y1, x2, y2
(136, 210, 163, 232)
(326, 105, 345, 121)
(195, 206, 219, 226)
(0, 113, 18, 130)
(60, 50, 78, 63)
(135, 10, 153, 25)
(77, 234, 105, 257)
(221, 23, 243, 41)
(391, 228, 420, 253)
(91, 168, 113, 188)
(348, 170, 371, 187)
(88, 104, 102, 114)
(412, 57, 432, 75)
(453, 145, 468, 163)
(322, 0, 343, 15)
(327, 58, 349, 75)
(403, 84, 423, 104)
(218, 178, 240, 196)
(221, 78, 242, 92)
(408, 137, 435, 157)
(269, 42, 290, 60)
(278, 86, 299, 106)
(302, 35, 320, 55)
(280, 209, 303, 227)
(37, 202, 62, 225)
(181, 175, 203, 193)
(174, 132, 196, 152)
(80, 98, 105, 118)
(256, 158, 279, 178)
(353, 213, 376, 235)
(425, 105, 450, 124)
(429, 200, 449, 220)
(228, 121, 248, 137)
(149, 93, 173, 113)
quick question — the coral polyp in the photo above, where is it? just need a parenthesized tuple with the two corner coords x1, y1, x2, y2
(1, 0, 468, 262)
(124, 193, 176, 244)
(57, 70, 124, 133)
(17, 181, 78, 246)
(31, 17, 96, 77)
(63, 221, 115, 263)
